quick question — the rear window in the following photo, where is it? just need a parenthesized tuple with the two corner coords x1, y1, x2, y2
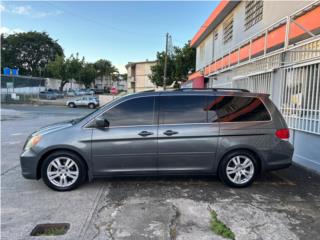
(207, 96, 271, 122)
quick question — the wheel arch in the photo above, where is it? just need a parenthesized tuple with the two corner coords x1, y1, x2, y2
(36, 148, 91, 180)
(217, 147, 264, 176)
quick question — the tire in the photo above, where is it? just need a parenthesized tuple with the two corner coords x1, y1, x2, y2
(68, 102, 75, 108)
(219, 150, 258, 188)
(88, 103, 95, 109)
(41, 151, 86, 191)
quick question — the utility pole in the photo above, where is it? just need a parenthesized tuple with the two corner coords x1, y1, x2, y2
(163, 32, 169, 91)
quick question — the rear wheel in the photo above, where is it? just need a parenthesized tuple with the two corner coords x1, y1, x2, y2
(88, 103, 95, 109)
(41, 151, 86, 191)
(68, 102, 75, 108)
(219, 150, 257, 188)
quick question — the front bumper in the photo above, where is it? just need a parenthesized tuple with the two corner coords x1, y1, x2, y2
(20, 150, 40, 179)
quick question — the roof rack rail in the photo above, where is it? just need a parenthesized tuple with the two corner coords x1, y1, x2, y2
(178, 88, 250, 92)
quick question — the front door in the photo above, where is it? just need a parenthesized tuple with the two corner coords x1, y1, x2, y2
(157, 94, 220, 174)
(91, 96, 158, 175)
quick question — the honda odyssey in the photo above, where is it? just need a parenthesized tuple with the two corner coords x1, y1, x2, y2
(20, 88, 293, 191)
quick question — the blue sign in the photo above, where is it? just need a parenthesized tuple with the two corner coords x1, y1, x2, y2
(3, 67, 11, 75)
(2, 68, 19, 76)
(12, 68, 19, 76)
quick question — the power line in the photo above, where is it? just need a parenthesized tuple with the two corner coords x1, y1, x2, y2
(45, 1, 165, 39)
(45, 2, 190, 46)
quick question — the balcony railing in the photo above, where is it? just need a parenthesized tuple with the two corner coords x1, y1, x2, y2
(190, 1, 320, 80)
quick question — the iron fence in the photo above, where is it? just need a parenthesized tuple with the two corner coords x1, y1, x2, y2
(280, 61, 320, 134)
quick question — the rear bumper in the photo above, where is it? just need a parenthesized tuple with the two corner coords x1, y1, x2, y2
(265, 159, 292, 171)
(20, 150, 40, 180)
(263, 140, 294, 172)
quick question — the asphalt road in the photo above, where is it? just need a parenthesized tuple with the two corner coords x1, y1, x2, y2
(1, 104, 320, 240)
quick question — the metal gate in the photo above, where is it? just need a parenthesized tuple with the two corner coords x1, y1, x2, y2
(232, 71, 272, 95)
(280, 61, 320, 135)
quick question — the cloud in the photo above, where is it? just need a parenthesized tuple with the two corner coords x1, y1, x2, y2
(12, 6, 32, 15)
(2, 3, 62, 18)
(34, 10, 63, 18)
(0, 26, 24, 36)
(0, 3, 5, 12)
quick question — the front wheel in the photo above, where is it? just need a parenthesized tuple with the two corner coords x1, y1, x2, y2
(88, 103, 95, 109)
(68, 102, 75, 108)
(219, 151, 258, 188)
(41, 151, 86, 191)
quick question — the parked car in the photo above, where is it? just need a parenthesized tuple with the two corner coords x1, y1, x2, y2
(20, 88, 293, 191)
(39, 91, 57, 100)
(66, 96, 99, 109)
(65, 90, 76, 97)
(92, 88, 104, 94)
(47, 89, 64, 98)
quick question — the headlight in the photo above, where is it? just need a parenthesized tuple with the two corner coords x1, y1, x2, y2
(24, 134, 42, 151)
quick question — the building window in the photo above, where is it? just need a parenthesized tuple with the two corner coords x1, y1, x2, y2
(245, 0, 263, 30)
(223, 15, 233, 44)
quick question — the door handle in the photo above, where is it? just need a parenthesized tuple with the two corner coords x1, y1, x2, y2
(163, 130, 178, 136)
(138, 131, 154, 137)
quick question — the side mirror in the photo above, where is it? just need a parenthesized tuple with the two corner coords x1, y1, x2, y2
(95, 116, 109, 128)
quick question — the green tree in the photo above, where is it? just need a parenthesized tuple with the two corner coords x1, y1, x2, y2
(174, 41, 196, 82)
(79, 63, 96, 88)
(149, 51, 175, 87)
(149, 41, 196, 87)
(46, 54, 84, 90)
(1, 31, 63, 76)
(68, 53, 85, 82)
(94, 59, 118, 81)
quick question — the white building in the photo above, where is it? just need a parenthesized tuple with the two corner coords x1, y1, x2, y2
(126, 60, 157, 93)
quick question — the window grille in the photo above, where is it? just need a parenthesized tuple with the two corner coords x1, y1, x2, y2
(214, 31, 218, 40)
(232, 72, 272, 95)
(245, 0, 263, 30)
(199, 42, 205, 64)
(280, 62, 320, 135)
(223, 15, 233, 44)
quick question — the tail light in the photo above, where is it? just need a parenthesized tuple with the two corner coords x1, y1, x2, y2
(275, 128, 289, 141)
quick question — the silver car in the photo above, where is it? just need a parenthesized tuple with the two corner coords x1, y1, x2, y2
(66, 96, 99, 109)
(20, 89, 294, 191)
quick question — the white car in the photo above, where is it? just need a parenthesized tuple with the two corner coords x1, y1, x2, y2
(66, 96, 99, 109)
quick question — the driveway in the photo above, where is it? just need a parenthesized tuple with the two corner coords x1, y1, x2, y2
(1, 104, 320, 240)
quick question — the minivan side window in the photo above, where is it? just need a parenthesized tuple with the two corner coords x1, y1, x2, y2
(102, 97, 155, 127)
(159, 96, 208, 124)
(207, 96, 271, 122)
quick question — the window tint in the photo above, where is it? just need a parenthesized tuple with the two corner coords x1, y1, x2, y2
(207, 96, 271, 122)
(160, 96, 207, 124)
(103, 97, 154, 126)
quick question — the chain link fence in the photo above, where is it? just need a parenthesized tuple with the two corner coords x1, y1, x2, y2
(1, 75, 46, 103)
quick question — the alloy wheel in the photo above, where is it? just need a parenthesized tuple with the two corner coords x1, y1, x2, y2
(46, 157, 79, 188)
(226, 155, 254, 185)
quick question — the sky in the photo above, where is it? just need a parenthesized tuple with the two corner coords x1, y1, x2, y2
(1, 1, 218, 73)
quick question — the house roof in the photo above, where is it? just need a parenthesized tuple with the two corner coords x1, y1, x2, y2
(190, 0, 240, 48)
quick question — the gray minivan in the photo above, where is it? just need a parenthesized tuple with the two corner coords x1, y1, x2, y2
(20, 89, 294, 191)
